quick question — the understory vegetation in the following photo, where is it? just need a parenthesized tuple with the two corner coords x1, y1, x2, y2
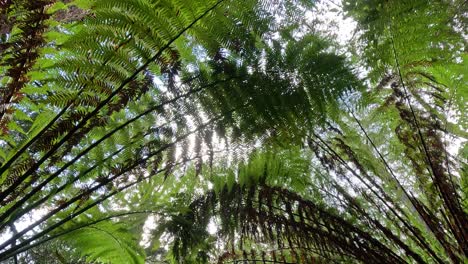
(0, 0, 466, 263)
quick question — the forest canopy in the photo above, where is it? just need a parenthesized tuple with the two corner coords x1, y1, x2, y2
(0, 0, 466, 263)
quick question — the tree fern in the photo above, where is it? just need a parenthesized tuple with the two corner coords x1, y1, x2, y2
(59, 221, 146, 264)
(0, 0, 465, 263)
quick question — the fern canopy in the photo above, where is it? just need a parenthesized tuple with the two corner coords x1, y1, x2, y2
(0, 0, 466, 263)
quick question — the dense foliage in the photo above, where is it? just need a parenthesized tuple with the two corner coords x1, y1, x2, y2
(0, 0, 466, 263)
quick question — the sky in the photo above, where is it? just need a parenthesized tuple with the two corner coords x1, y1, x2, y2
(307, 0, 357, 45)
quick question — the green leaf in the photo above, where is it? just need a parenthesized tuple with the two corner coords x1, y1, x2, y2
(60, 221, 146, 264)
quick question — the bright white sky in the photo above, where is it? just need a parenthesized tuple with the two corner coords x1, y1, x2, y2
(307, 1, 357, 45)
